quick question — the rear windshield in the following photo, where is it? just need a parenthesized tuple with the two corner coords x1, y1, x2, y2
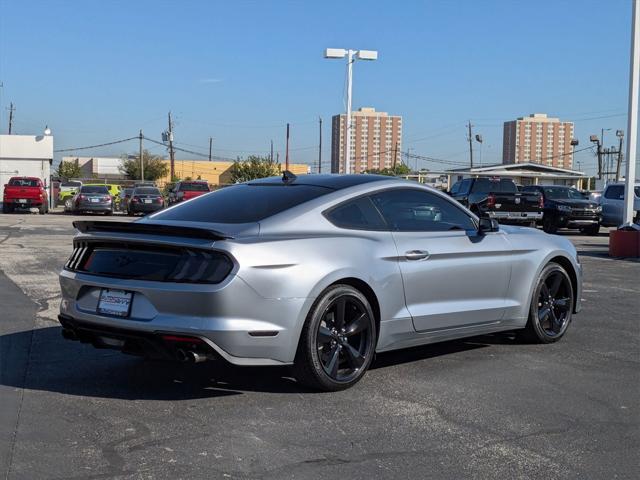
(81, 186, 109, 194)
(179, 182, 209, 192)
(471, 178, 516, 194)
(152, 184, 331, 223)
(134, 188, 161, 195)
(61, 181, 81, 188)
(542, 187, 585, 200)
(9, 178, 39, 187)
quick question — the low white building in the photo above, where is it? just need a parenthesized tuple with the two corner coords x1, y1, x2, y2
(446, 163, 589, 189)
(0, 134, 54, 203)
(61, 156, 124, 179)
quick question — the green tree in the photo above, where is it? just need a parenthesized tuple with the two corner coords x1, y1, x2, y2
(230, 155, 281, 183)
(119, 150, 169, 181)
(365, 163, 412, 176)
(55, 159, 82, 179)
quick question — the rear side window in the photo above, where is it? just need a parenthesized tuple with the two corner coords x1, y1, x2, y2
(152, 184, 331, 223)
(457, 179, 472, 195)
(325, 196, 386, 230)
(604, 185, 624, 199)
(9, 178, 39, 187)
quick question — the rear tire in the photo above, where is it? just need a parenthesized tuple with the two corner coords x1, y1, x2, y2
(38, 204, 46, 215)
(2, 203, 11, 214)
(518, 262, 573, 344)
(293, 285, 376, 391)
(542, 215, 558, 234)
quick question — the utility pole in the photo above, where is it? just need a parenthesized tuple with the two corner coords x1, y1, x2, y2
(7, 102, 15, 134)
(139, 129, 144, 181)
(467, 120, 474, 168)
(615, 131, 624, 182)
(285, 123, 290, 171)
(168, 112, 175, 180)
(209, 137, 213, 162)
(270, 140, 274, 163)
(393, 141, 399, 169)
(318, 117, 322, 174)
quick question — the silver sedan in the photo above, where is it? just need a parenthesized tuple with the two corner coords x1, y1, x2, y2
(58, 174, 582, 391)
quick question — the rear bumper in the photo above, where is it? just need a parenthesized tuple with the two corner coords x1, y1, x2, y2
(5, 199, 44, 208)
(76, 202, 112, 212)
(487, 211, 543, 222)
(58, 269, 309, 365)
(130, 203, 163, 213)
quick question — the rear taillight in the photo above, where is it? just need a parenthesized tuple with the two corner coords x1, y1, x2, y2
(538, 194, 544, 209)
(103, 195, 111, 202)
(78, 194, 86, 201)
(132, 196, 139, 203)
(487, 193, 496, 208)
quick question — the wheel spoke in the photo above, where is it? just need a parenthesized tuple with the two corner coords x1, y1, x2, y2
(538, 306, 551, 329)
(549, 308, 560, 332)
(344, 313, 368, 336)
(318, 325, 334, 343)
(540, 283, 550, 299)
(324, 344, 340, 378)
(548, 272, 563, 296)
(555, 297, 571, 311)
(335, 298, 346, 330)
(342, 342, 365, 369)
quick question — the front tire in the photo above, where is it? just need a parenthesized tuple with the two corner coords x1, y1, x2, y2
(542, 215, 558, 234)
(518, 262, 573, 343)
(293, 285, 376, 391)
(580, 224, 600, 235)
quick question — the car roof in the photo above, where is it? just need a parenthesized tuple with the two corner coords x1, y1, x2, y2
(247, 174, 397, 190)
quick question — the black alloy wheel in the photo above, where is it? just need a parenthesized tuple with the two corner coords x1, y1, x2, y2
(519, 262, 573, 343)
(294, 285, 376, 391)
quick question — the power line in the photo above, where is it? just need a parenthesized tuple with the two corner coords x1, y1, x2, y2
(54, 136, 138, 153)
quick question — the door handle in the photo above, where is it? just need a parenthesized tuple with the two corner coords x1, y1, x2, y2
(405, 250, 430, 261)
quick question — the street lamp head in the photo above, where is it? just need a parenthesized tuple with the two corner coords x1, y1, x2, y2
(356, 50, 378, 61)
(589, 135, 599, 143)
(570, 139, 579, 146)
(616, 129, 624, 137)
(44, 125, 51, 136)
(324, 48, 347, 59)
(475, 134, 483, 143)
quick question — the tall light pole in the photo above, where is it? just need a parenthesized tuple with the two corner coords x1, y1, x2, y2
(324, 48, 378, 174)
(623, 0, 639, 226)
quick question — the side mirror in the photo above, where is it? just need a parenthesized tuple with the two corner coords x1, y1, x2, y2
(478, 217, 499, 234)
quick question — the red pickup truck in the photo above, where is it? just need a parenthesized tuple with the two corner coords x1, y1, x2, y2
(3, 177, 49, 214)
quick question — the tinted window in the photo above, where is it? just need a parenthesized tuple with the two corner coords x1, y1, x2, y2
(458, 179, 472, 195)
(9, 178, 39, 187)
(134, 188, 161, 195)
(371, 188, 476, 232)
(81, 186, 109, 194)
(325, 196, 386, 230)
(542, 187, 585, 200)
(604, 185, 624, 199)
(152, 184, 331, 223)
(522, 186, 539, 194)
(179, 182, 209, 192)
(450, 182, 461, 195)
(471, 178, 515, 194)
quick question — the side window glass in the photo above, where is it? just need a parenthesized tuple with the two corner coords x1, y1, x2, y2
(371, 189, 476, 232)
(604, 185, 624, 200)
(450, 182, 460, 195)
(325, 196, 386, 230)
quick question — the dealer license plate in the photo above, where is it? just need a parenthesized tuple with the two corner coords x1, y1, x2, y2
(18, 199, 27, 203)
(97, 289, 132, 317)
(90, 198, 100, 203)
(144, 199, 152, 204)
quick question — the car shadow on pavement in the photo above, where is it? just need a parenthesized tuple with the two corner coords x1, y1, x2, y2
(1, 326, 513, 399)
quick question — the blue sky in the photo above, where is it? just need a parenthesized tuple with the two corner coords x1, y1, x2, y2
(0, 0, 636, 174)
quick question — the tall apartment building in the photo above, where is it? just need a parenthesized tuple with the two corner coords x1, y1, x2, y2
(331, 107, 402, 173)
(502, 113, 575, 169)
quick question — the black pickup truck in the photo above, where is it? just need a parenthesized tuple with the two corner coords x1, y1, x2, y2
(449, 177, 543, 226)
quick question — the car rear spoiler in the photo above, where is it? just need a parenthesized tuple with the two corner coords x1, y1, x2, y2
(72, 221, 233, 240)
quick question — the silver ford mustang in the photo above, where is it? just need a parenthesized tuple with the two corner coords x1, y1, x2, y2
(58, 174, 582, 391)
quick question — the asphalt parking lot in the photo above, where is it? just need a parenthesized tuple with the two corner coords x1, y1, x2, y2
(0, 211, 638, 479)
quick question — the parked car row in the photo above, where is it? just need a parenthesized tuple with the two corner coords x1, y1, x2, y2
(448, 178, 639, 235)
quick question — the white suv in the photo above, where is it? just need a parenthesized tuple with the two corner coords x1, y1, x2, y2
(600, 183, 640, 227)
